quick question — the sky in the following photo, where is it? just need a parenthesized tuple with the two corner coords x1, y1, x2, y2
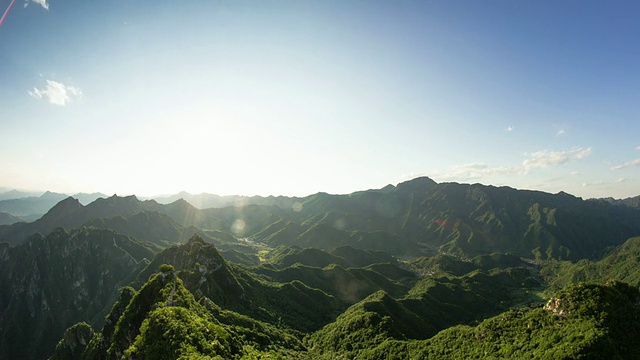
(0, 0, 638, 199)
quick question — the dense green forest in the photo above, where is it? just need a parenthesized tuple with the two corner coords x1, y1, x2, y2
(1, 178, 639, 359)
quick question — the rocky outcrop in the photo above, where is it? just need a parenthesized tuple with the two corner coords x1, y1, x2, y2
(543, 296, 571, 316)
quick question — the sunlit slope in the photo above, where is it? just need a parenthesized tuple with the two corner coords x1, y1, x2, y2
(541, 236, 640, 292)
(361, 282, 640, 359)
(286, 177, 640, 259)
(308, 265, 541, 357)
(52, 268, 305, 360)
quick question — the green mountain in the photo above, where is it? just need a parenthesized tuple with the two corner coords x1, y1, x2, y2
(153, 177, 640, 260)
(52, 264, 305, 360)
(0, 196, 209, 246)
(292, 179, 640, 260)
(541, 236, 640, 293)
(308, 265, 541, 357)
(131, 236, 343, 332)
(361, 282, 640, 359)
(1, 177, 639, 359)
(597, 195, 640, 209)
(260, 244, 398, 269)
(5, 178, 637, 260)
(84, 211, 201, 248)
(50, 238, 640, 360)
(0, 227, 156, 360)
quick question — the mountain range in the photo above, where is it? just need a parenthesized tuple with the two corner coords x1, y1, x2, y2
(3, 177, 640, 260)
(0, 191, 107, 222)
(151, 191, 299, 210)
(0, 177, 639, 359)
(0, 189, 44, 201)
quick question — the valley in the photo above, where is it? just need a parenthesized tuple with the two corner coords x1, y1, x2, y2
(0, 177, 639, 359)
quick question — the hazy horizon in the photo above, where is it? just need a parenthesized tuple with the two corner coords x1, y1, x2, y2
(1, 175, 637, 201)
(1, 1, 639, 199)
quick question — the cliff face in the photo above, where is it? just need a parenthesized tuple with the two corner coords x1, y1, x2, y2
(0, 227, 154, 360)
(132, 235, 245, 305)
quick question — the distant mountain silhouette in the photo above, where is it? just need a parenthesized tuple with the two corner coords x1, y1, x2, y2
(0, 191, 106, 219)
(595, 195, 640, 209)
(71, 192, 107, 205)
(153, 191, 299, 209)
(0, 211, 20, 225)
(0, 189, 43, 201)
(0, 191, 67, 217)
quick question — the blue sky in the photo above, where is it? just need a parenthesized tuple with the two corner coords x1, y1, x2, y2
(0, 0, 638, 198)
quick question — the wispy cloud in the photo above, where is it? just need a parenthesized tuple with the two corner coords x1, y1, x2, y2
(581, 181, 605, 188)
(506, 126, 514, 132)
(432, 163, 516, 182)
(25, 0, 48, 10)
(611, 159, 640, 170)
(522, 147, 592, 174)
(582, 177, 627, 188)
(553, 123, 569, 138)
(431, 147, 592, 182)
(29, 80, 82, 106)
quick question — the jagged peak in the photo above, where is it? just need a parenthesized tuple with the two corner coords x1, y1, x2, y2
(41, 196, 83, 219)
(123, 194, 139, 201)
(556, 191, 580, 199)
(187, 234, 206, 246)
(167, 198, 195, 209)
(365, 289, 395, 302)
(58, 196, 82, 205)
(173, 198, 190, 205)
(86, 194, 144, 211)
(106, 194, 139, 201)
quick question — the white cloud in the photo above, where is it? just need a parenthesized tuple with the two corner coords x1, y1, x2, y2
(615, 177, 628, 183)
(636, 145, 640, 151)
(506, 126, 514, 132)
(522, 147, 592, 174)
(29, 80, 81, 106)
(26, 0, 49, 10)
(430, 147, 592, 184)
(611, 159, 640, 170)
